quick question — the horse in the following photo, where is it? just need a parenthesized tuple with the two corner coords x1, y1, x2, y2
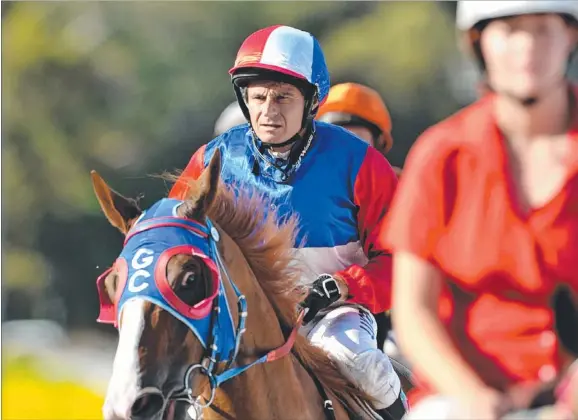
(91, 150, 398, 420)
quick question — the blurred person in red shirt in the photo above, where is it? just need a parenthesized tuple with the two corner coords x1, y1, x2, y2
(386, 1, 578, 419)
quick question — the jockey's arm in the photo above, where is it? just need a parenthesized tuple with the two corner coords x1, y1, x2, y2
(334, 146, 398, 314)
(385, 133, 498, 404)
(169, 144, 207, 199)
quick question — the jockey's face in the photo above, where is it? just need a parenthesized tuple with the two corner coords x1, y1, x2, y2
(481, 13, 577, 100)
(246, 81, 305, 145)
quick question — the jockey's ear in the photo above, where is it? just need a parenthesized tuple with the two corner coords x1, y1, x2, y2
(189, 150, 222, 220)
(90, 170, 142, 235)
(552, 285, 578, 358)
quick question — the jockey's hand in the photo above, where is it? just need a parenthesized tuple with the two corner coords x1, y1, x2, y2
(300, 274, 346, 324)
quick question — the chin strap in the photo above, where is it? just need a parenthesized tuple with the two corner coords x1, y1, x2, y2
(261, 135, 301, 150)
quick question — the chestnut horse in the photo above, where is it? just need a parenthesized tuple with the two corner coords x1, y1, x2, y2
(92, 150, 385, 420)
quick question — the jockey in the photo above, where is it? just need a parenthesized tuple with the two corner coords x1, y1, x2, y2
(213, 101, 246, 136)
(316, 82, 404, 357)
(169, 25, 405, 419)
(316, 82, 403, 176)
(386, 1, 578, 419)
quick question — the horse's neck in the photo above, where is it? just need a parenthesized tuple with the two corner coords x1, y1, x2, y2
(208, 352, 328, 419)
(207, 271, 330, 419)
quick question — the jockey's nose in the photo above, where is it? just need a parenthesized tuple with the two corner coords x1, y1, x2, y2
(130, 388, 165, 419)
(262, 96, 280, 117)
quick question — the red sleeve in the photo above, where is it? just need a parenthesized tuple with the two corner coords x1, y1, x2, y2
(168, 145, 207, 200)
(335, 146, 398, 314)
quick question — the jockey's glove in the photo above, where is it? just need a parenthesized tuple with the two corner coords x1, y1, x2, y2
(300, 274, 343, 324)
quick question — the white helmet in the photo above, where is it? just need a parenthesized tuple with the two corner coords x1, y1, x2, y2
(457, 1, 578, 32)
(213, 101, 247, 136)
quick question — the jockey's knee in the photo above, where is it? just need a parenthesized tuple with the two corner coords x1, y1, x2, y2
(305, 306, 402, 409)
(349, 348, 402, 409)
(306, 306, 377, 362)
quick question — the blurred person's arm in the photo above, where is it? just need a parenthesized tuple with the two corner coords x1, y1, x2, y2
(392, 252, 489, 399)
(385, 131, 504, 406)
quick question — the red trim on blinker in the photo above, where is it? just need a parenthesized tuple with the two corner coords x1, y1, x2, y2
(154, 245, 220, 320)
(96, 258, 128, 327)
(113, 258, 128, 327)
(124, 217, 208, 246)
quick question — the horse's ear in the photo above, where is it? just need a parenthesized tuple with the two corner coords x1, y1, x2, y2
(90, 170, 142, 235)
(190, 150, 221, 219)
(552, 285, 578, 358)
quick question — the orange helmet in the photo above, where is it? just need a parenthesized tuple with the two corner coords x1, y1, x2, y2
(316, 83, 393, 153)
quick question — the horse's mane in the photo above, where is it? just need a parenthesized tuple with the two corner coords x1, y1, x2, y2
(182, 178, 368, 404)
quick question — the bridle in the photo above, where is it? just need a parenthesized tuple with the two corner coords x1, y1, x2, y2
(166, 218, 305, 415)
(96, 198, 310, 419)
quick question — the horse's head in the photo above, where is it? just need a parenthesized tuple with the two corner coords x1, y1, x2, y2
(93, 152, 238, 420)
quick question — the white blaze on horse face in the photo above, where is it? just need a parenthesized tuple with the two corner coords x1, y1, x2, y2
(103, 299, 147, 419)
(103, 248, 155, 418)
(128, 248, 154, 293)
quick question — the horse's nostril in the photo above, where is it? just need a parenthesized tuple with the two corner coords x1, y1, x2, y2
(130, 389, 165, 419)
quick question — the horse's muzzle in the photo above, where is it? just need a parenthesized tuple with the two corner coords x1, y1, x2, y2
(130, 388, 165, 420)
(103, 387, 165, 420)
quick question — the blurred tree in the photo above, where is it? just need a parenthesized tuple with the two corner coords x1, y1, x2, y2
(321, 1, 459, 165)
(2, 1, 374, 329)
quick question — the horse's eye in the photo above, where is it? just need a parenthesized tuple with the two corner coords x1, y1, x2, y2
(181, 272, 196, 288)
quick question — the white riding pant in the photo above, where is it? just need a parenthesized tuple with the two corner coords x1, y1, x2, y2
(384, 330, 412, 370)
(302, 305, 402, 410)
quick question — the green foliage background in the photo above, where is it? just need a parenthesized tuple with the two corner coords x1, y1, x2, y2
(3, 1, 576, 332)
